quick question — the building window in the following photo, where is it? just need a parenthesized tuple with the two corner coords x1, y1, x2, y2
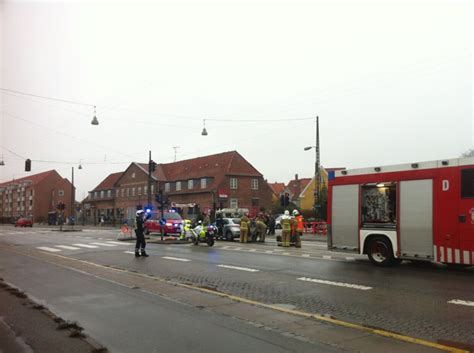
(461, 168, 474, 198)
(201, 178, 206, 189)
(121, 189, 125, 197)
(131, 172, 136, 179)
(116, 189, 119, 198)
(165, 183, 170, 192)
(100, 191, 104, 198)
(58, 190, 64, 197)
(230, 178, 238, 189)
(251, 179, 259, 190)
(144, 186, 148, 195)
(132, 188, 135, 196)
(94, 191, 98, 199)
(138, 187, 142, 195)
(188, 180, 193, 189)
(251, 198, 259, 206)
(126, 188, 130, 197)
(230, 198, 238, 208)
(107, 190, 112, 198)
(29, 200, 33, 206)
(176, 181, 182, 191)
(151, 184, 154, 193)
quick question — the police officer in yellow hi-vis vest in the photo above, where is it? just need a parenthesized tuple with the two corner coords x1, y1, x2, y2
(280, 210, 292, 247)
(240, 213, 250, 243)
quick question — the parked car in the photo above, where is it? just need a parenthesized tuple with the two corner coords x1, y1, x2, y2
(15, 217, 33, 227)
(144, 211, 183, 236)
(275, 215, 283, 229)
(215, 217, 241, 241)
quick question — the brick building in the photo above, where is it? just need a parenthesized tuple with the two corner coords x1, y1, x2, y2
(84, 151, 274, 223)
(0, 170, 75, 223)
(157, 151, 274, 217)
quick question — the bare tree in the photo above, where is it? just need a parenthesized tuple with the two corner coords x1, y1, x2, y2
(461, 149, 474, 158)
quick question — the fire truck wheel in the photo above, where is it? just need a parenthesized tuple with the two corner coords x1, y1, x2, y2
(367, 236, 397, 267)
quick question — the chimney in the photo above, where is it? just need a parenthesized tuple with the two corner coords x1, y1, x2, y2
(295, 173, 298, 181)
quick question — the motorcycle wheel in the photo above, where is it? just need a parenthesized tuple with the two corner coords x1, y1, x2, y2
(207, 238, 215, 247)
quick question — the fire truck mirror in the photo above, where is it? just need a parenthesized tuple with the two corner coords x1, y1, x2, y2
(442, 180, 450, 191)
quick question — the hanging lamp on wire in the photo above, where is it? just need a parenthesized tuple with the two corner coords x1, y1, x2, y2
(91, 105, 99, 125)
(201, 119, 208, 136)
(78, 159, 83, 170)
(0, 155, 5, 166)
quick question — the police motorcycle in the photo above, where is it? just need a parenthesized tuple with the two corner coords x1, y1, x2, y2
(190, 221, 216, 246)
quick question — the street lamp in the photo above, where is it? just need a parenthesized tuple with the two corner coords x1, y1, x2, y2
(304, 116, 320, 220)
(201, 119, 208, 136)
(91, 106, 99, 125)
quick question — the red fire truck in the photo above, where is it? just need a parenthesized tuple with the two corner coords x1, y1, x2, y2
(327, 157, 474, 267)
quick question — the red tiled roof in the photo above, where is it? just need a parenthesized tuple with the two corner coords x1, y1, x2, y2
(92, 171, 123, 191)
(0, 170, 57, 187)
(287, 178, 312, 197)
(156, 151, 261, 181)
(269, 182, 285, 195)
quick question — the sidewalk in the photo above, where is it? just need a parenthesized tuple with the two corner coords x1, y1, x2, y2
(0, 278, 106, 353)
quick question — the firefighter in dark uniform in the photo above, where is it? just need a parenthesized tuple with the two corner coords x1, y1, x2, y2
(134, 210, 149, 257)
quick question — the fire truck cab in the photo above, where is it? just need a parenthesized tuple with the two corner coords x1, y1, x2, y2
(327, 157, 474, 267)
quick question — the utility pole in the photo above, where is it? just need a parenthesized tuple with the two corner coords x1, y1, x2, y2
(71, 166, 75, 230)
(147, 150, 152, 208)
(314, 116, 320, 220)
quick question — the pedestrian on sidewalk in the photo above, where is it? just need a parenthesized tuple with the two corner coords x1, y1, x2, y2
(134, 210, 148, 257)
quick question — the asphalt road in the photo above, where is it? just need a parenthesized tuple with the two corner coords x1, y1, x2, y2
(0, 226, 473, 352)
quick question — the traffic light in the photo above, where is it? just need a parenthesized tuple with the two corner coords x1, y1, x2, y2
(25, 159, 31, 172)
(284, 193, 290, 206)
(149, 160, 157, 172)
(280, 194, 285, 206)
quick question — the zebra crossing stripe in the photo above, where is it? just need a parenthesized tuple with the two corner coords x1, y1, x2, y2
(73, 243, 98, 249)
(37, 247, 61, 252)
(55, 245, 81, 250)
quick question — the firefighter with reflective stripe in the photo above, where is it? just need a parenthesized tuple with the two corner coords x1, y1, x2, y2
(280, 210, 292, 247)
(134, 210, 148, 257)
(255, 217, 267, 242)
(240, 214, 250, 243)
(293, 209, 303, 248)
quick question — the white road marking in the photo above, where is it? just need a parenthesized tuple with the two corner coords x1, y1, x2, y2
(221, 246, 230, 249)
(301, 254, 310, 257)
(217, 264, 259, 272)
(55, 245, 81, 250)
(448, 299, 474, 307)
(345, 257, 356, 261)
(297, 277, 372, 291)
(249, 249, 256, 252)
(73, 243, 99, 249)
(282, 252, 290, 255)
(107, 241, 130, 245)
(265, 250, 273, 254)
(83, 237, 92, 239)
(323, 255, 332, 260)
(234, 247, 242, 251)
(90, 242, 117, 247)
(162, 256, 191, 262)
(37, 247, 61, 252)
(124, 251, 135, 255)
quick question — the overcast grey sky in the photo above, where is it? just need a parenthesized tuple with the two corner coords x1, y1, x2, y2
(0, 0, 472, 200)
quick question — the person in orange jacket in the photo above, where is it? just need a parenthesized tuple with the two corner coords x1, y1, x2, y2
(292, 209, 303, 248)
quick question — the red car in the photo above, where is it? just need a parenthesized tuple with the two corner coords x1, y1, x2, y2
(15, 217, 33, 227)
(144, 211, 183, 236)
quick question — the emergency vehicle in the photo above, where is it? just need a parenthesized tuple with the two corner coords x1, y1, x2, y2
(327, 157, 474, 267)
